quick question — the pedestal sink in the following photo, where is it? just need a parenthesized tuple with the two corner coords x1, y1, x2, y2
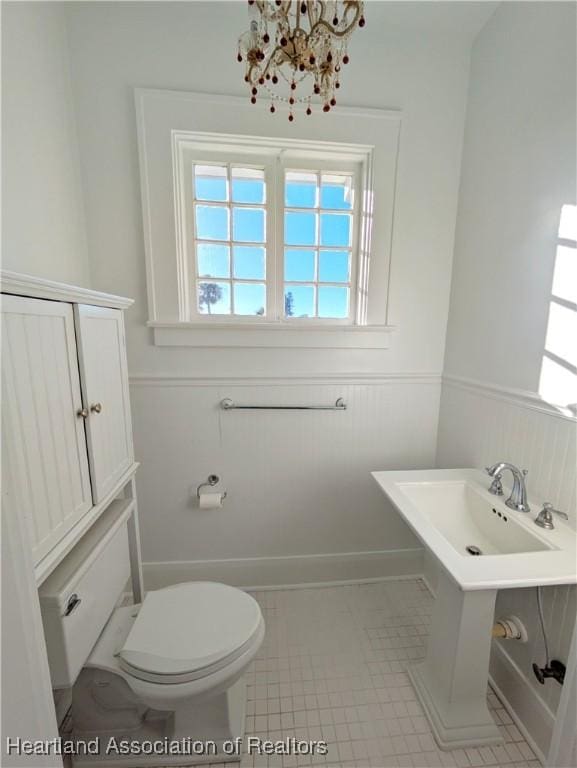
(372, 468, 576, 750)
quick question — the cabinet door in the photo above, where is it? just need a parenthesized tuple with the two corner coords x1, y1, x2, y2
(74, 305, 134, 502)
(1, 295, 93, 565)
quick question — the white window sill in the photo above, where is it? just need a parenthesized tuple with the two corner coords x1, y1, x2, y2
(148, 322, 396, 349)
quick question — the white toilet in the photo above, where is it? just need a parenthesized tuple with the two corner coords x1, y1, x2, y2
(39, 518, 265, 767)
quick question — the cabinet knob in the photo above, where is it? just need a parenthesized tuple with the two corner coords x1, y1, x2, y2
(77, 408, 88, 419)
(90, 403, 103, 414)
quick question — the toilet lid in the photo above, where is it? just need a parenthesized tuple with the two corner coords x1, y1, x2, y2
(118, 582, 262, 680)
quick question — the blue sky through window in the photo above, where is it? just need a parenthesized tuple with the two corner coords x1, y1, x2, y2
(233, 207, 265, 242)
(232, 179, 265, 204)
(283, 176, 353, 318)
(194, 166, 353, 319)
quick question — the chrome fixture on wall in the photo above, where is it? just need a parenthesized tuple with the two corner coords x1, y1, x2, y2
(237, 0, 365, 120)
(220, 397, 346, 410)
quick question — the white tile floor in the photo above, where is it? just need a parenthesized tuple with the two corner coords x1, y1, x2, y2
(209, 579, 541, 768)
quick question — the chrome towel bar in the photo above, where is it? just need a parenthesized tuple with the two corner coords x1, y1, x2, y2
(220, 397, 346, 411)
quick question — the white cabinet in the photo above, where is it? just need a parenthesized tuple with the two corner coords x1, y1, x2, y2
(1, 274, 137, 578)
(2, 296, 93, 565)
(75, 305, 134, 502)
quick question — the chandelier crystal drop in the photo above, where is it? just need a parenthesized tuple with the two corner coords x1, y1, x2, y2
(237, 0, 365, 121)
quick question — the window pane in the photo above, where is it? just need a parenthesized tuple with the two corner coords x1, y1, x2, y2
(285, 211, 316, 246)
(318, 286, 349, 318)
(320, 213, 351, 247)
(285, 249, 315, 282)
(197, 243, 230, 278)
(319, 250, 350, 283)
(195, 205, 228, 240)
(552, 245, 577, 304)
(194, 165, 227, 202)
(233, 207, 265, 242)
(233, 246, 265, 280)
(539, 355, 577, 408)
(232, 168, 265, 204)
(234, 282, 266, 316)
(285, 285, 314, 318)
(545, 302, 577, 367)
(320, 174, 353, 210)
(558, 204, 577, 242)
(285, 171, 317, 208)
(197, 281, 230, 315)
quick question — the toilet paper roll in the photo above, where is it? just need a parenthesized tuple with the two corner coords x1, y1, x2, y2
(199, 492, 224, 509)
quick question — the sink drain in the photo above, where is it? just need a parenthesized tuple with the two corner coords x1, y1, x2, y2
(466, 545, 483, 556)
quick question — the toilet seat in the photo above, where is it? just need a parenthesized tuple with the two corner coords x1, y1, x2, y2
(117, 582, 263, 685)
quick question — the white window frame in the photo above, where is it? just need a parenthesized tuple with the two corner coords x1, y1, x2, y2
(135, 89, 401, 348)
(177, 139, 364, 326)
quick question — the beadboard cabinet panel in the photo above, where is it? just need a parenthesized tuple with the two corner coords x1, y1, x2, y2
(74, 305, 134, 502)
(1, 296, 92, 564)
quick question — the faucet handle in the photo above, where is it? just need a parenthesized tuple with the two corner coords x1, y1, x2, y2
(535, 502, 569, 529)
(487, 470, 504, 496)
(522, 469, 528, 477)
(542, 502, 568, 519)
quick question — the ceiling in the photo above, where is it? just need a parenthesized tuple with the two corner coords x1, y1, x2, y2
(359, 2, 499, 44)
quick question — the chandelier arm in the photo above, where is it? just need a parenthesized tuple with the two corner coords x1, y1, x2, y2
(309, 1, 362, 40)
(294, 1, 301, 32)
(247, 61, 258, 84)
(306, 0, 318, 29)
(259, 45, 292, 81)
(310, 14, 360, 41)
(254, 0, 289, 27)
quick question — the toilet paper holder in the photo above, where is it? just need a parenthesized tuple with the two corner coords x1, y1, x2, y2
(196, 474, 227, 500)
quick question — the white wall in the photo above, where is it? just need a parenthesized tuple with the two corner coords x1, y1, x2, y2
(443, 1, 576, 393)
(1, 2, 89, 287)
(1, 6, 90, 759)
(437, 2, 577, 759)
(64, 1, 490, 581)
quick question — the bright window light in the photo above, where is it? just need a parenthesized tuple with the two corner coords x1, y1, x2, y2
(552, 245, 577, 304)
(539, 204, 577, 411)
(544, 302, 577, 368)
(539, 356, 577, 411)
(558, 204, 577, 242)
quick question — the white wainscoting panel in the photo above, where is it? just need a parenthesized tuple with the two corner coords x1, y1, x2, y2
(130, 376, 440, 585)
(437, 376, 577, 759)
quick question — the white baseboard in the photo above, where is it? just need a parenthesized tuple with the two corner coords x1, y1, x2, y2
(142, 548, 424, 591)
(489, 642, 553, 765)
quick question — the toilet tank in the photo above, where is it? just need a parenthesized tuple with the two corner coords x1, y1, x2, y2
(38, 502, 133, 688)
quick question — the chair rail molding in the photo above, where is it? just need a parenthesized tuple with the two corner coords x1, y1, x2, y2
(129, 372, 442, 387)
(443, 373, 577, 422)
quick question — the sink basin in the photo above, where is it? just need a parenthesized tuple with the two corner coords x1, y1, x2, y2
(398, 479, 555, 556)
(372, 468, 576, 750)
(372, 468, 575, 590)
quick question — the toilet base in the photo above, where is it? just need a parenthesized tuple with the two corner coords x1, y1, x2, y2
(71, 678, 247, 767)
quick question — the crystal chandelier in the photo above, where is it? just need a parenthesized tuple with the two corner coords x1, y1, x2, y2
(237, 1, 365, 121)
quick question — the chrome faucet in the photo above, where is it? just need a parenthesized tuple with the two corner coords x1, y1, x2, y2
(486, 462, 531, 513)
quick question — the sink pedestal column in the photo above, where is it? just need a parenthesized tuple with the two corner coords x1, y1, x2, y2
(409, 568, 503, 750)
